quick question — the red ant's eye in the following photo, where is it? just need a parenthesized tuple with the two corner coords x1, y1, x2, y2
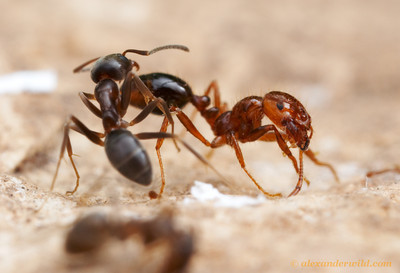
(276, 102, 284, 110)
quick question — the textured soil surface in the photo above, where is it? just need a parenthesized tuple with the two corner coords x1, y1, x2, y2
(1, 0, 400, 272)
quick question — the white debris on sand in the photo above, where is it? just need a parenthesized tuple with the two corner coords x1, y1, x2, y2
(183, 181, 267, 208)
(0, 70, 57, 94)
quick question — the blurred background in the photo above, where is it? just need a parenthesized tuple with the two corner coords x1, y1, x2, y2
(1, 0, 399, 190)
(0, 0, 399, 272)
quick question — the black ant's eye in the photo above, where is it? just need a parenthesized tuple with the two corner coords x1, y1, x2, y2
(276, 102, 284, 110)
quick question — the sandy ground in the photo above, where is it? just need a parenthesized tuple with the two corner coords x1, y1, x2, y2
(0, 0, 400, 272)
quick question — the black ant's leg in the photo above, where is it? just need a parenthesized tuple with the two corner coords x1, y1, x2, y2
(123, 102, 175, 198)
(79, 92, 102, 118)
(81, 92, 95, 100)
(119, 72, 134, 117)
(131, 74, 174, 125)
(51, 115, 105, 195)
(147, 110, 210, 198)
(127, 99, 165, 126)
(154, 117, 169, 198)
(131, 74, 180, 151)
(136, 132, 226, 199)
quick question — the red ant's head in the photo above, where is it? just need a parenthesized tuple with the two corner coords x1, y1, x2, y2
(262, 91, 312, 150)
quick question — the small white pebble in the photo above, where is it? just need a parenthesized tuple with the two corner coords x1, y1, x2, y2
(0, 70, 57, 94)
(183, 181, 267, 208)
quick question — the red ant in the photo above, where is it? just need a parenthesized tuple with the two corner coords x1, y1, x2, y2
(50, 45, 219, 198)
(168, 86, 340, 197)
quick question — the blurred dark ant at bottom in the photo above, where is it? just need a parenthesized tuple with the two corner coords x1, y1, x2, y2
(65, 210, 194, 273)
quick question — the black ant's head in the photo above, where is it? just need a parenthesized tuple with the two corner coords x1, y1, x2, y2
(74, 45, 188, 83)
(91, 53, 134, 83)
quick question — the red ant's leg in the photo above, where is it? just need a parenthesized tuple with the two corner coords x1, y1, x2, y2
(243, 125, 307, 196)
(288, 150, 304, 197)
(173, 107, 211, 147)
(248, 126, 301, 176)
(366, 166, 400, 178)
(304, 149, 339, 183)
(187, 80, 227, 127)
(221, 132, 282, 198)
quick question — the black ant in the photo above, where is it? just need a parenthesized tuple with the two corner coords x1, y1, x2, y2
(161, 85, 340, 197)
(74, 48, 224, 197)
(50, 45, 219, 198)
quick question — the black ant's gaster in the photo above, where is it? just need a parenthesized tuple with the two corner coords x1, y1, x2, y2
(50, 45, 219, 199)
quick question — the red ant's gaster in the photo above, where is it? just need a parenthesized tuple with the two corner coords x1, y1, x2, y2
(50, 45, 219, 199)
(173, 86, 339, 197)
